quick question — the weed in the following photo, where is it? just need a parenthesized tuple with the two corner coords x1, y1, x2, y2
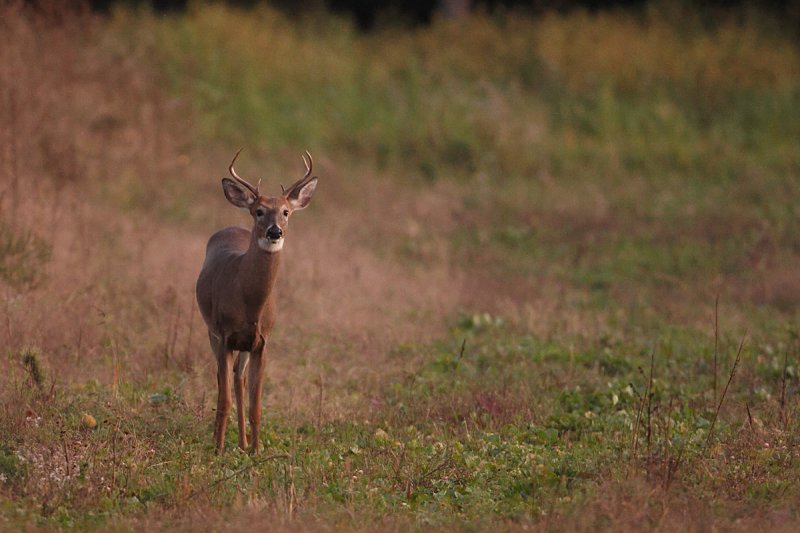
(0, 222, 51, 290)
(20, 348, 45, 390)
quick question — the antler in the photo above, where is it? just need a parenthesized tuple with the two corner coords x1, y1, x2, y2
(284, 150, 315, 197)
(228, 149, 260, 197)
(302, 150, 313, 181)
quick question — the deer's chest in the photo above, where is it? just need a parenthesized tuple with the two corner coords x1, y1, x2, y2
(219, 300, 275, 352)
(225, 325, 260, 352)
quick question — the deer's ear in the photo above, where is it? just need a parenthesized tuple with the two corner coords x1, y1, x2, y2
(222, 178, 255, 208)
(287, 177, 317, 211)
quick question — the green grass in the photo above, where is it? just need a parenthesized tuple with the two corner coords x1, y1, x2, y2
(3, 319, 798, 529)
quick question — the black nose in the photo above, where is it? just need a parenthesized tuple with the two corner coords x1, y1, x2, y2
(266, 226, 283, 239)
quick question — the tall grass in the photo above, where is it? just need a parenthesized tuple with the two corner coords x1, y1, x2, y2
(111, 3, 800, 183)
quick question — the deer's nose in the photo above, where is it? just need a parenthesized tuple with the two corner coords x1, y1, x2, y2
(266, 225, 283, 240)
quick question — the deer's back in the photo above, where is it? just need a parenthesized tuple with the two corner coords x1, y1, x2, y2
(202, 226, 251, 263)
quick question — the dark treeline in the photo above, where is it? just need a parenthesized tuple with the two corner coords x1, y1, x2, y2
(85, 0, 800, 30)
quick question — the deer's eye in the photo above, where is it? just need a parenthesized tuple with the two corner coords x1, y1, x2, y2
(283, 209, 289, 217)
(255, 209, 265, 217)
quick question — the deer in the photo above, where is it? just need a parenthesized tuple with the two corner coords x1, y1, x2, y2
(196, 150, 318, 454)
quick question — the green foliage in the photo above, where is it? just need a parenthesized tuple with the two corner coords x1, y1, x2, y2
(0, 447, 20, 481)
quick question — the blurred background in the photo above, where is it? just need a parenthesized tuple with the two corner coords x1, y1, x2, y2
(0, 0, 799, 529)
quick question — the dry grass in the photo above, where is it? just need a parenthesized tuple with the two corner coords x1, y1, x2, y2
(0, 3, 493, 440)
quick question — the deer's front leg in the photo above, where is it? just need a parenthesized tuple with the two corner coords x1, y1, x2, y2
(214, 347, 234, 454)
(234, 352, 250, 450)
(247, 336, 267, 454)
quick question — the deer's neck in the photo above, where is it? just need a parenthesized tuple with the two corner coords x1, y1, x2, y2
(239, 236, 282, 316)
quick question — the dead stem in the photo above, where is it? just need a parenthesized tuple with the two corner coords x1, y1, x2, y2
(705, 331, 747, 449)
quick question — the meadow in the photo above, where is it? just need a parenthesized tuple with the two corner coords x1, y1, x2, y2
(1, 1, 799, 530)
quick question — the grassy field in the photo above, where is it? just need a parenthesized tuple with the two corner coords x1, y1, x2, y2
(1, 2, 799, 530)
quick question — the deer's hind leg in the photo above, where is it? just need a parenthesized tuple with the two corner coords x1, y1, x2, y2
(234, 351, 250, 450)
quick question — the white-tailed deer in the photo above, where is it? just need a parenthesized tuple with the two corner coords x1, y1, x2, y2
(196, 150, 318, 454)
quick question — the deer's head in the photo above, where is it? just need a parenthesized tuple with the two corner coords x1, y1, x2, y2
(221, 150, 318, 253)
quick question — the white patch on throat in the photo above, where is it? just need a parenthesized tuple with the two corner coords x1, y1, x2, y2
(258, 237, 284, 253)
